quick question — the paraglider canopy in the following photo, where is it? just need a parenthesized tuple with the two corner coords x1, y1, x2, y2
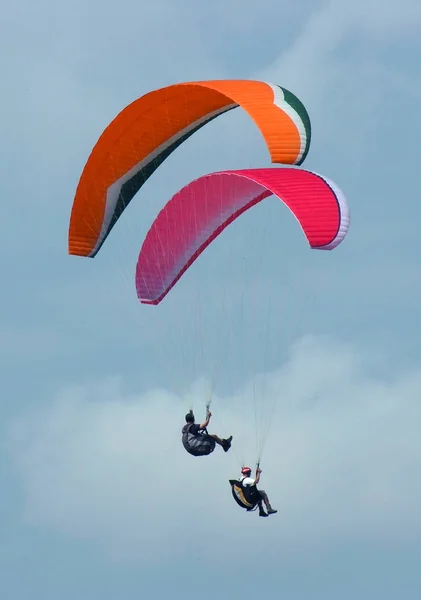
(68, 80, 311, 258)
(135, 167, 350, 305)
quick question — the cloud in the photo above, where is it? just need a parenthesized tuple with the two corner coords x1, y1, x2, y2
(1, 3, 421, 598)
(257, 0, 421, 176)
(6, 335, 421, 564)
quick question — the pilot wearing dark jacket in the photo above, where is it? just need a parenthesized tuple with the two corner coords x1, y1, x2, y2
(182, 410, 232, 456)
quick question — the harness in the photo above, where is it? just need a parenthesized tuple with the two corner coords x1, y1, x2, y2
(229, 477, 261, 511)
(182, 423, 216, 457)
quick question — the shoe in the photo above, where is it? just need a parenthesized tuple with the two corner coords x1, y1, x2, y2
(222, 436, 233, 452)
(259, 510, 268, 517)
(267, 508, 277, 515)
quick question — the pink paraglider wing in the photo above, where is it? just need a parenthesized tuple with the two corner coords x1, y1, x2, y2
(135, 168, 349, 305)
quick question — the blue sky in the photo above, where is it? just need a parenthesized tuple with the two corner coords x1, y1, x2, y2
(2, 0, 421, 598)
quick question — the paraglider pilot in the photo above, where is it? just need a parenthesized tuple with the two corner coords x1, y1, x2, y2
(182, 409, 232, 456)
(240, 466, 277, 517)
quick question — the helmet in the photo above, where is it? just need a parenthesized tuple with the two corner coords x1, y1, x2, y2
(241, 466, 252, 475)
(185, 411, 195, 423)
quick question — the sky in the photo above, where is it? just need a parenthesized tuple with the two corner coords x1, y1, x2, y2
(1, 0, 421, 598)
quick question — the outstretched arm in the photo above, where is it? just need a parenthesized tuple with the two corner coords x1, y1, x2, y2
(199, 410, 211, 429)
(254, 467, 262, 485)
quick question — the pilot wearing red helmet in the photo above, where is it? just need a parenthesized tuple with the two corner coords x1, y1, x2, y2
(240, 466, 277, 517)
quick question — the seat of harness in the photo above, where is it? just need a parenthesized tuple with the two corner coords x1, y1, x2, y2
(229, 479, 260, 510)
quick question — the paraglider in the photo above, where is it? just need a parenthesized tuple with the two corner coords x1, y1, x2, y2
(182, 409, 233, 456)
(67, 74, 350, 521)
(136, 165, 350, 518)
(135, 167, 350, 305)
(68, 79, 311, 258)
(230, 466, 277, 517)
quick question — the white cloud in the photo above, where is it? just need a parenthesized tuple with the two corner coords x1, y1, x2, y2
(1, 4, 421, 598)
(6, 335, 421, 564)
(257, 0, 421, 173)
